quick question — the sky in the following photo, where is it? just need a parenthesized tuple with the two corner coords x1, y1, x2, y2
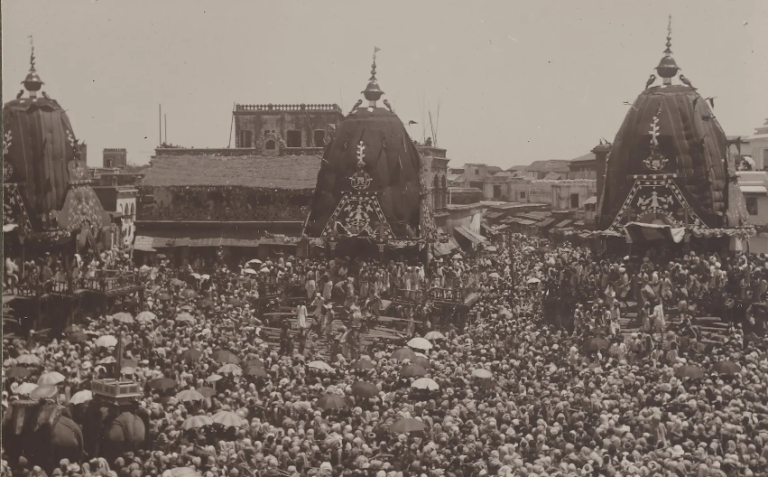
(3, 0, 767, 169)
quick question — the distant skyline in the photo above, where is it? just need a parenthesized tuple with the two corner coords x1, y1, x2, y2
(3, 0, 767, 169)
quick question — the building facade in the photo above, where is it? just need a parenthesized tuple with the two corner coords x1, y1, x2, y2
(93, 185, 138, 248)
(233, 103, 344, 155)
(103, 148, 127, 168)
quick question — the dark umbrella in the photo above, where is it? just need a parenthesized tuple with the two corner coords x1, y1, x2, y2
(712, 360, 741, 375)
(63, 325, 83, 334)
(583, 337, 610, 352)
(244, 366, 269, 378)
(674, 365, 705, 380)
(412, 357, 430, 369)
(197, 387, 217, 399)
(6, 366, 31, 379)
(200, 299, 214, 309)
(401, 364, 428, 378)
(391, 347, 417, 361)
(181, 349, 203, 363)
(245, 358, 264, 368)
(350, 381, 379, 398)
(180, 289, 197, 299)
(390, 418, 426, 434)
(148, 377, 177, 391)
(317, 394, 347, 411)
(158, 293, 172, 301)
(68, 331, 89, 344)
(212, 350, 240, 364)
(353, 359, 375, 371)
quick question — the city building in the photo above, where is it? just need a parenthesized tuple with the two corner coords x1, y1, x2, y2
(567, 151, 598, 179)
(233, 103, 344, 155)
(93, 184, 138, 248)
(103, 148, 127, 168)
(417, 145, 450, 225)
(749, 119, 768, 169)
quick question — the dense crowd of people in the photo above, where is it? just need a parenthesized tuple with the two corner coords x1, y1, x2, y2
(3, 235, 768, 477)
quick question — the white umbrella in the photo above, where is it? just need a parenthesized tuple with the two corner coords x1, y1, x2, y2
(407, 337, 433, 351)
(38, 371, 66, 386)
(246, 259, 263, 266)
(526, 277, 541, 284)
(70, 390, 93, 405)
(96, 335, 118, 347)
(411, 378, 440, 391)
(14, 383, 38, 395)
(307, 361, 334, 372)
(243, 268, 258, 275)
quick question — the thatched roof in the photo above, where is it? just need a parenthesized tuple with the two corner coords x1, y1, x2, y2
(142, 154, 322, 190)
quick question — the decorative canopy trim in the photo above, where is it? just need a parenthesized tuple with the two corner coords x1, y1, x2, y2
(320, 191, 394, 241)
(607, 176, 705, 231)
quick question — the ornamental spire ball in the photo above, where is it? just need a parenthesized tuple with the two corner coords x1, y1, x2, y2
(362, 47, 384, 106)
(655, 15, 679, 85)
(22, 36, 44, 96)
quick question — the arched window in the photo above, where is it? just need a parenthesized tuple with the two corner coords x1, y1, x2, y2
(266, 140, 276, 150)
(440, 174, 447, 189)
(286, 130, 302, 147)
(239, 130, 252, 148)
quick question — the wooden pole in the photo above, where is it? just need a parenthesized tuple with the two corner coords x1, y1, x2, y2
(164, 114, 167, 144)
(228, 103, 235, 148)
(159, 105, 162, 146)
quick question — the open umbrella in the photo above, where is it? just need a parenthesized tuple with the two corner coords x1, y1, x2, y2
(244, 366, 269, 378)
(391, 347, 417, 361)
(246, 259, 262, 266)
(390, 418, 426, 434)
(179, 304, 194, 312)
(148, 377, 177, 391)
(197, 387, 216, 399)
(176, 389, 205, 402)
(171, 279, 186, 288)
(712, 360, 741, 375)
(412, 356, 431, 369)
(218, 364, 242, 375)
(411, 378, 439, 391)
(157, 293, 172, 301)
(6, 366, 31, 379)
(181, 349, 203, 363)
(31, 385, 58, 400)
(245, 358, 264, 368)
(317, 394, 347, 411)
(424, 331, 446, 341)
(69, 390, 93, 405)
(243, 268, 258, 276)
(180, 289, 197, 299)
(68, 331, 89, 344)
(13, 383, 38, 395)
(200, 299, 214, 309)
(112, 312, 134, 324)
(472, 369, 493, 379)
(583, 337, 609, 353)
(16, 354, 42, 366)
(96, 335, 118, 348)
(212, 350, 240, 364)
(674, 365, 705, 380)
(182, 415, 214, 430)
(526, 277, 541, 285)
(169, 469, 201, 477)
(307, 360, 334, 372)
(206, 374, 223, 383)
(38, 371, 66, 386)
(353, 359, 375, 371)
(401, 364, 428, 378)
(212, 411, 246, 428)
(489, 272, 500, 279)
(175, 313, 195, 324)
(452, 254, 462, 260)
(97, 356, 116, 365)
(351, 381, 379, 398)
(407, 338, 433, 351)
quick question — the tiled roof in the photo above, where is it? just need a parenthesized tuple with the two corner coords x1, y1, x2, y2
(524, 160, 570, 173)
(142, 154, 322, 189)
(570, 152, 596, 162)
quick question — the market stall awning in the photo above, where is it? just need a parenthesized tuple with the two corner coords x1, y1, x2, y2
(583, 196, 598, 205)
(133, 235, 156, 252)
(554, 219, 572, 228)
(624, 222, 685, 243)
(536, 217, 557, 228)
(138, 231, 264, 249)
(454, 226, 488, 246)
(433, 236, 460, 256)
(511, 218, 537, 226)
(740, 185, 768, 194)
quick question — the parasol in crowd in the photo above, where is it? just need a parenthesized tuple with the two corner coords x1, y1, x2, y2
(69, 390, 93, 405)
(148, 377, 177, 391)
(181, 349, 203, 362)
(452, 254, 462, 260)
(246, 259, 262, 266)
(212, 411, 246, 428)
(212, 350, 240, 364)
(353, 358, 375, 371)
(68, 331, 89, 344)
(489, 272, 500, 279)
(175, 313, 195, 324)
(411, 378, 440, 391)
(6, 366, 31, 379)
(712, 360, 741, 375)
(674, 365, 705, 380)
(243, 268, 258, 276)
(197, 387, 216, 398)
(391, 347, 417, 361)
(401, 364, 428, 378)
(31, 385, 58, 400)
(38, 371, 66, 386)
(16, 354, 42, 366)
(13, 383, 38, 395)
(583, 337, 610, 352)
(180, 289, 197, 299)
(407, 337, 433, 351)
(245, 358, 264, 368)
(472, 369, 493, 379)
(112, 312, 134, 324)
(206, 374, 223, 383)
(317, 394, 347, 411)
(135, 311, 155, 324)
(412, 356, 431, 369)
(157, 293, 172, 301)
(244, 366, 268, 378)
(176, 389, 205, 402)
(182, 415, 214, 430)
(96, 335, 118, 348)
(307, 360, 334, 372)
(171, 279, 186, 288)
(526, 277, 541, 284)
(218, 364, 242, 375)
(179, 305, 194, 312)
(390, 418, 426, 434)
(351, 381, 379, 398)
(424, 331, 446, 341)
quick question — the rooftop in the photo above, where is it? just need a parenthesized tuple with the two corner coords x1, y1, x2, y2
(142, 154, 322, 189)
(234, 103, 342, 113)
(524, 160, 571, 173)
(570, 152, 596, 163)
